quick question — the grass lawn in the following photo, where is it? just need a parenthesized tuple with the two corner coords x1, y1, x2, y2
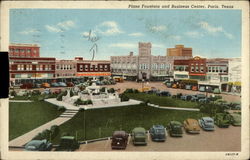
(9, 101, 63, 141)
(125, 93, 198, 108)
(52, 104, 206, 144)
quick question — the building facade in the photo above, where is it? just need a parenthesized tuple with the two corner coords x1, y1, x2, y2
(9, 43, 40, 58)
(55, 59, 77, 78)
(167, 45, 192, 57)
(188, 56, 207, 80)
(76, 59, 111, 77)
(111, 43, 192, 81)
(9, 57, 56, 83)
(173, 59, 190, 80)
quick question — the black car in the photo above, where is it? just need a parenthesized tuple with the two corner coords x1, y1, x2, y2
(156, 91, 171, 97)
(24, 139, 52, 151)
(149, 125, 166, 142)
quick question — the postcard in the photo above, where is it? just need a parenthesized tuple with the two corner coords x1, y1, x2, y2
(0, 1, 249, 160)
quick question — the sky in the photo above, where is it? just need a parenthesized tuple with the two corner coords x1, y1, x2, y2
(10, 9, 241, 60)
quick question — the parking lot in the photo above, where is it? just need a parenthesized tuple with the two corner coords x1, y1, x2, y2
(76, 126, 240, 152)
(103, 81, 241, 103)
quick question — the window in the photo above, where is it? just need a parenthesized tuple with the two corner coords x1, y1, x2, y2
(80, 65, 83, 71)
(200, 66, 204, 72)
(191, 66, 194, 72)
(27, 49, 31, 53)
(15, 49, 19, 53)
(20, 49, 24, 53)
(195, 66, 199, 72)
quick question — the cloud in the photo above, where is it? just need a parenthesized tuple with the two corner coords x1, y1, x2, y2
(57, 20, 75, 30)
(97, 21, 123, 36)
(19, 28, 40, 35)
(80, 30, 97, 37)
(149, 25, 167, 32)
(45, 20, 75, 33)
(185, 31, 203, 38)
(109, 43, 136, 48)
(45, 25, 62, 33)
(198, 21, 233, 39)
(128, 32, 144, 37)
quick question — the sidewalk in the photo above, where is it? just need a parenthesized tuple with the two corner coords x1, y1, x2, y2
(9, 115, 72, 147)
(9, 100, 33, 103)
(45, 98, 142, 110)
(147, 103, 200, 111)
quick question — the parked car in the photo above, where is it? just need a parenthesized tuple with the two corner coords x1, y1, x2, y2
(166, 82, 172, 88)
(66, 82, 74, 87)
(20, 83, 33, 89)
(199, 86, 206, 92)
(198, 117, 215, 131)
(230, 102, 241, 110)
(167, 121, 183, 137)
(24, 139, 52, 151)
(183, 119, 200, 134)
(198, 98, 210, 103)
(180, 95, 193, 101)
(42, 89, 50, 95)
(58, 82, 67, 87)
(213, 88, 221, 94)
(17, 90, 28, 96)
(229, 113, 241, 126)
(149, 125, 166, 142)
(53, 89, 62, 94)
(111, 131, 129, 149)
(41, 83, 50, 88)
(56, 136, 79, 151)
(156, 91, 171, 97)
(35, 83, 42, 88)
(51, 82, 60, 87)
(172, 84, 178, 89)
(192, 86, 198, 91)
(191, 94, 206, 102)
(132, 127, 147, 145)
(185, 85, 192, 90)
(214, 113, 231, 128)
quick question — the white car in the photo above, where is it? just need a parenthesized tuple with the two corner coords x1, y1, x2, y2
(17, 90, 28, 96)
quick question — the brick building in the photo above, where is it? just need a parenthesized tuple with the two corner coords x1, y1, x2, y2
(9, 43, 40, 58)
(188, 56, 207, 80)
(9, 43, 56, 84)
(167, 45, 192, 57)
(76, 59, 111, 77)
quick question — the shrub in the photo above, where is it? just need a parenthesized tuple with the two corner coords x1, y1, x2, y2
(100, 87, 106, 92)
(37, 95, 45, 101)
(56, 91, 67, 101)
(199, 103, 227, 117)
(108, 88, 115, 93)
(32, 133, 42, 140)
(124, 88, 134, 93)
(120, 94, 130, 102)
(61, 132, 70, 137)
(176, 93, 182, 99)
(57, 106, 66, 112)
(86, 99, 93, 104)
(50, 125, 60, 139)
(10, 90, 17, 96)
(40, 129, 52, 140)
(70, 90, 74, 97)
(133, 89, 139, 93)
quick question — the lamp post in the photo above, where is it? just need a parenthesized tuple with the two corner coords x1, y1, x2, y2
(206, 86, 208, 98)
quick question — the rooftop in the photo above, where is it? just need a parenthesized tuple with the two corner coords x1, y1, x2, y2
(9, 43, 40, 47)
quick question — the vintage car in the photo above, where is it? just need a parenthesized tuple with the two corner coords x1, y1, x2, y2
(180, 95, 193, 101)
(199, 86, 206, 92)
(51, 82, 60, 87)
(58, 82, 67, 87)
(166, 82, 172, 88)
(167, 121, 183, 137)
(183, 119, 200, 134)
(132, 127, 147, 145)
(185, 85, 192, 90)
(213, 88, 221, 94)
(191, 94, 206, 102)
(156, 91, 171, 97)
(41, 83, 50, 88)
(56, 136, 79, 151)
(172, 84, 178, 89)
(214, 113, 231, 128)
(24, 139, 52, 151)
(229, 113, 241, 126)
(198, 98, 210, 103)
(17, 90, 28, 96)
(198, 117, 215, 131)
(111, 131, 129, 149)
(192, 85, 198, 91)
(149, 125, 166, 142)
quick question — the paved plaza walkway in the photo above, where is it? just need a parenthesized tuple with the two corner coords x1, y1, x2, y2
(147, 103, 200, 111)
(9, 100, 33, 103)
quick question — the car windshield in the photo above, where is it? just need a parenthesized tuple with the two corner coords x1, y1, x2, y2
(135, 132, 145, 136)
(155, 129, 165, 134)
